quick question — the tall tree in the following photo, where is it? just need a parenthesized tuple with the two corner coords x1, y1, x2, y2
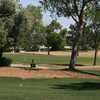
(0, 21, 7, 58)
(41, 0, 95, 70)
(45, 20, 62, 55)
(11, 5, 43, 51)
(0, 0, 16, 57)
(84, 0, 100, 65)
(90, 1, 100, 65)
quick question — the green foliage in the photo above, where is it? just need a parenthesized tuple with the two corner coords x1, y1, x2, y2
(13, 5, 43, 51)
(31, 32, 46, 51)
(41, 0, 93, 21)
(79, 26, 92, 50)
(41, 0, 96, 69)
(0, 0, 16, 18)
(46, 32, 64, 50)
(60, 28, 67, 38)
(0, 0, 16, 58)
(0, 57, 12, 66)
(47, 20, 61, 32)
(60, 28, 68, 46)
(45, 20, 64, 51)
(0, 22, 7, 49)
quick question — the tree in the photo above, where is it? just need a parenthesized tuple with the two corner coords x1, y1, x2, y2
(60, 28, 68, 47)
(47, 32, 64, 50)
(45, 20, 62, 55)
(68, 24, 91, 51)
(60, 28, 68, 38)
(41, 0, 95, 70)
(90, 23, 100, 66)
(0, 0, 16, 18)
(90, 1, 100, 65)
(0, 0, 16, 57)
(0, 21, 7, 58)
(82, 0, 100, 65)
(31, 21, 46, 51)
(79, 25, 92, 50)
(31, 25, 46, 51)
(92, 1, 100, 66)
(11, 5, 43, 51)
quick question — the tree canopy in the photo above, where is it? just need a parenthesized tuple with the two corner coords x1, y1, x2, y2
(0, 0, 17, 57)
(41, 0, 98, 69)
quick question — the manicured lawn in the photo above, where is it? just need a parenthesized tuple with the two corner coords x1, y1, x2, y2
(3, 53, 69, 64)
(1, 53, 100, 100)
(0, 77, 100, 100)
(3, 53, 100, 65)
(80, 70, 100, 77)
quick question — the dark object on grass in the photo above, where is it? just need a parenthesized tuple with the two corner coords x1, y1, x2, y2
(30, 59, 36, 68)
(0, 57, 12, 66)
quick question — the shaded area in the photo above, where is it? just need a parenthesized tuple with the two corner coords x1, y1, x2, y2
(55, 68, 100, 77)
(52, 82, 100, 91)
(73, 69, 100, 77)
(53, 64, 86, 66)
(0, 57, 12, 66)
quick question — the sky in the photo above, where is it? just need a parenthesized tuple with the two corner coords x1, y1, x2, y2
(20, 0, 75, 28)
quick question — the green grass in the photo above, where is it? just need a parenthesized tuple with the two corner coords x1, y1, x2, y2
(79, 70, 100, 77)
(3, 53, 69, 64)
(3, 53, 100, 65)
(1, 53, 100, 100)
(0, 77, 100, 100)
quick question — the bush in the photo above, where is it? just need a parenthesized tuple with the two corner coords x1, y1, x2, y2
(0, 57, 12, 66)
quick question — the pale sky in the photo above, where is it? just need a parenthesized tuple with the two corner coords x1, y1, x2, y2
(20, 0, 75, 28)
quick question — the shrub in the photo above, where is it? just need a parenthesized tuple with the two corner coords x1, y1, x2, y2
(0, 57, 12, 66)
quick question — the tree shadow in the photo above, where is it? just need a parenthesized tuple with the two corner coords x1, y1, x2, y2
(55, 68, 100, 77)
(0, 57, 12, 67)
(52, 82, 100, 91)
(73, 69, 100, 77)
(54, 64, 86, 66)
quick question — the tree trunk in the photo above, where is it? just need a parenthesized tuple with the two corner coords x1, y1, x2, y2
(93, 46, 98, 66)
(93, 28, 98, 66)
(0, 48, 3, 58)
(69, 11, 84, 70)
(47, 46, 50, 55)
(77, 46, 79, 56)
(69, 23, 82, 70)
(69, 41, 78, 70)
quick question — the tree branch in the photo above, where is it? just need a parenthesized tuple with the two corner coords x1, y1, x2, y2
(74, 0, 79, 17)
(84, 0, 94, 4)
(71, 15, 78, 24)
(79, 0, 85, 17)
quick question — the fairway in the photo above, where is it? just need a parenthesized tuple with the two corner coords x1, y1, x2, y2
(3, 53, 100, 65)
(1, 53, 100, 100)
(0, 77, 100, 100)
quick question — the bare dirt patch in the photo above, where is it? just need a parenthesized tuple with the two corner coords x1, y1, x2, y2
(0, 67, 99, 79)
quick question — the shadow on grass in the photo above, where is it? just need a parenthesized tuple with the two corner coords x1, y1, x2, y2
(21, 67, 43, 71)
(52, 82, 100, 91)
(53, 64, 86, 66)
(55, 67, 100, 77)
(0, 57, 12, 67)
(73, 69, 100, 77)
